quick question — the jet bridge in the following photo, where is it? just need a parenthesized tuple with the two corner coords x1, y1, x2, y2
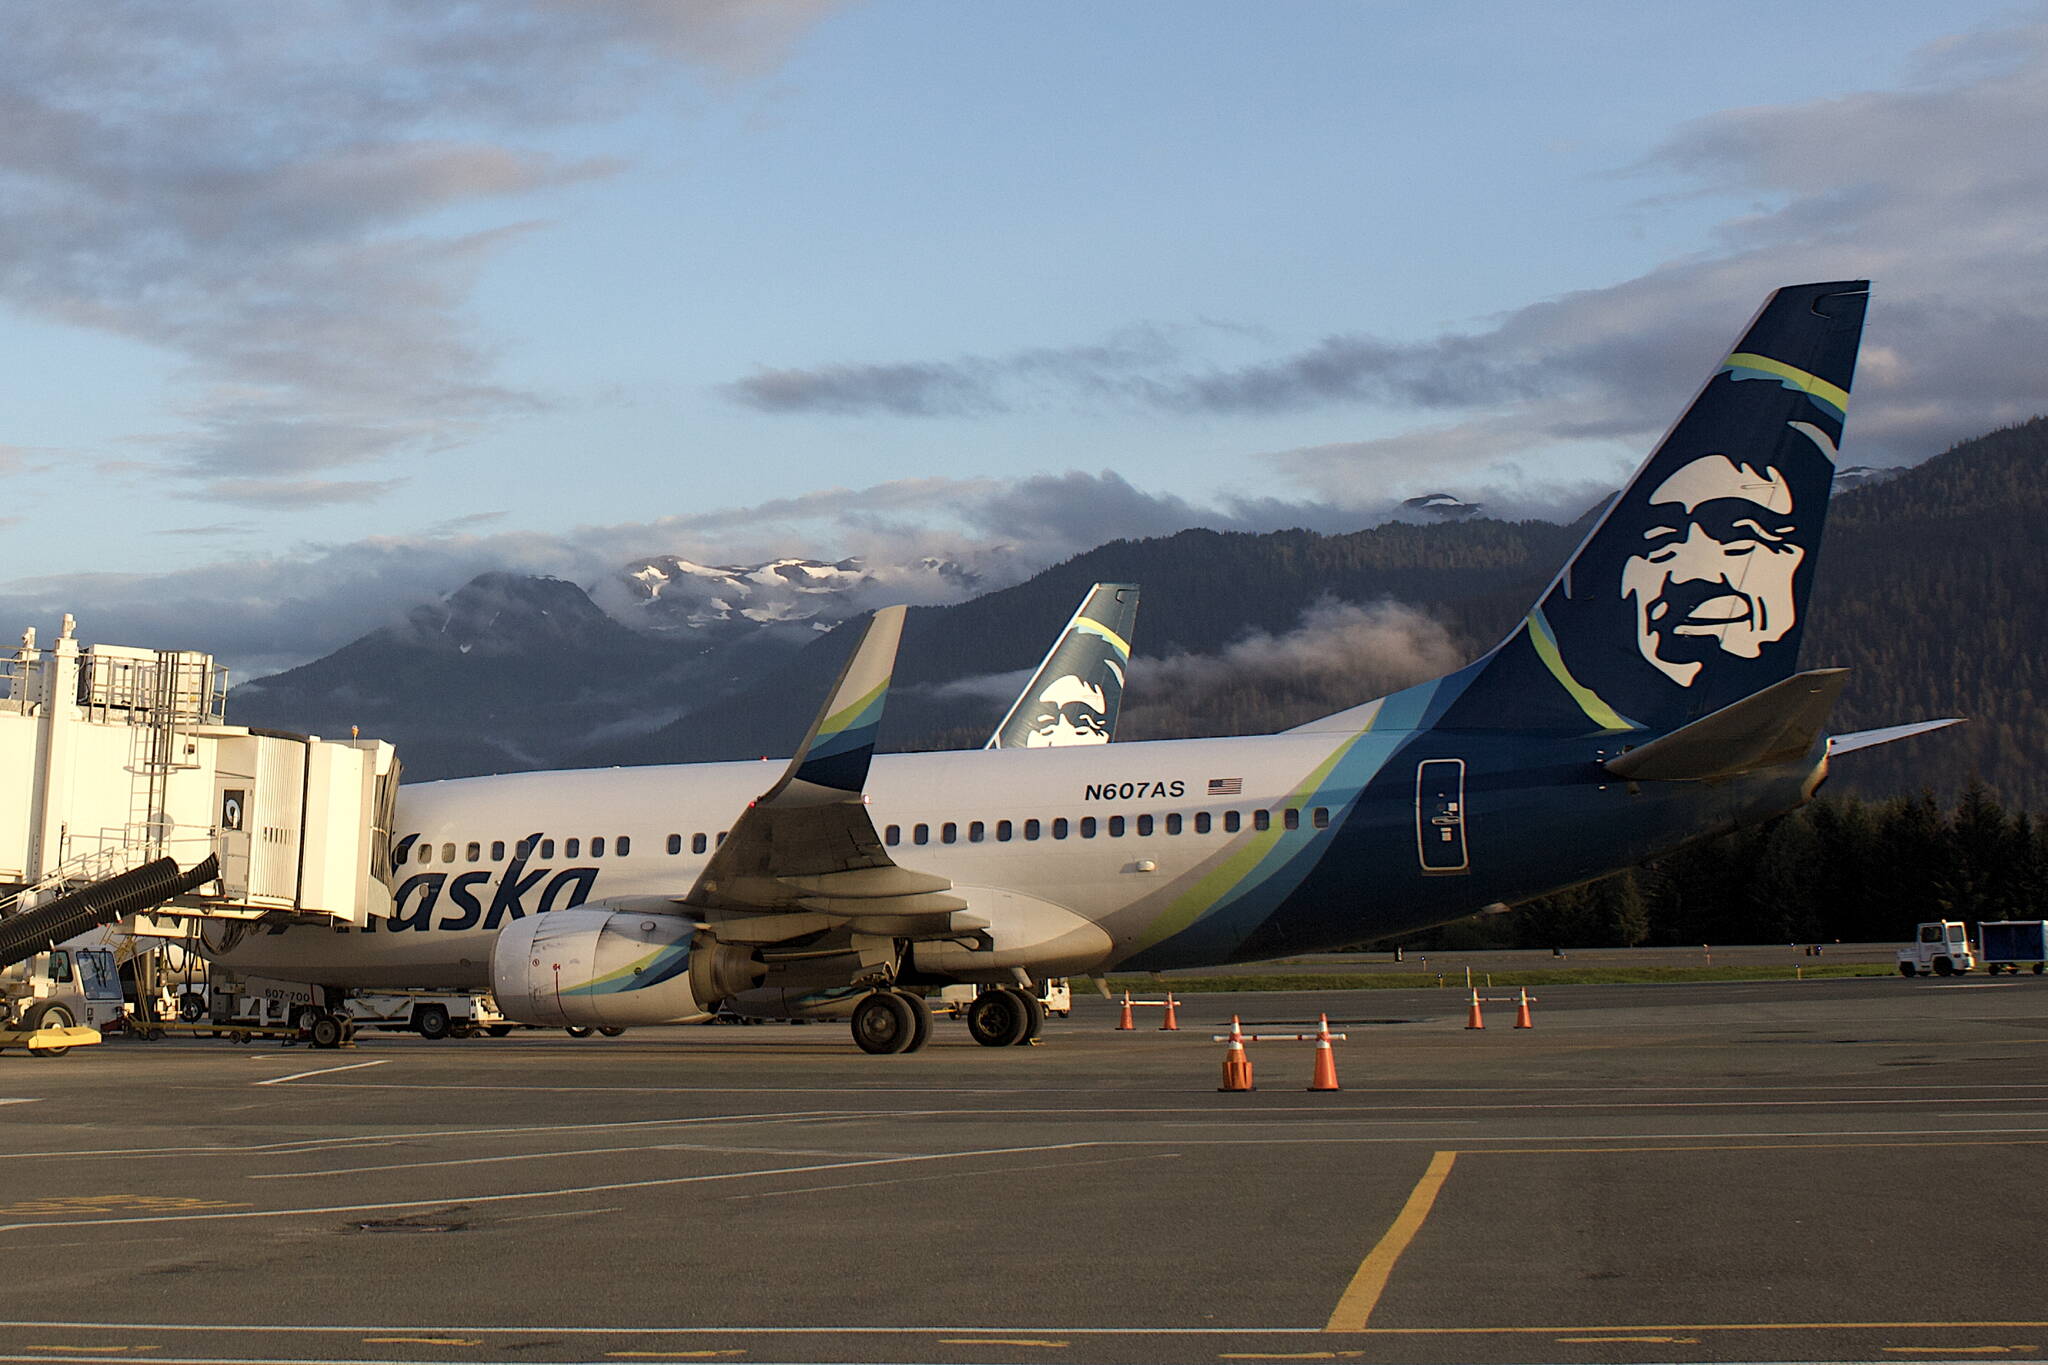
(0, 616, 398, 948)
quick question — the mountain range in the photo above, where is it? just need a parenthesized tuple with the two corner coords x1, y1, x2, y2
(229, 418, 2047, 807)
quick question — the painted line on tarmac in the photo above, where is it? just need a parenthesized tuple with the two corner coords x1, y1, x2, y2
(1323, 1150, 1456, 1332)
(0, 1141, 1113, 1233)
(252, 1060, 389, 1087)
(0, 1110, 881, 1161)
(727, 1150, 1181, 1201)
(251, 1141, 915, 1179)
(0, 1099, 41, 1106)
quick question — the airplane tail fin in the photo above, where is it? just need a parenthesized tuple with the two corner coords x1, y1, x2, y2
(1433, 281, 1869, 734)
(987, 583, 1139, 749)
(766, 604, 906, 803)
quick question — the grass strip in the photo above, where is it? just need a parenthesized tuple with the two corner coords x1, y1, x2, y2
(1102, 963, 1895, 992)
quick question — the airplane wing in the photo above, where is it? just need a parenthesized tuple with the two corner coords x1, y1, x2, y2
(683, 605, 976, 943)
(986, 583, 1139, 748)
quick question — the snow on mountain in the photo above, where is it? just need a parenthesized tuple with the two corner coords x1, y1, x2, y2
(617, 554, 986, 634)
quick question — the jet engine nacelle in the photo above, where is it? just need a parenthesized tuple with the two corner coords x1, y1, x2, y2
(491, 908, 750, 1028)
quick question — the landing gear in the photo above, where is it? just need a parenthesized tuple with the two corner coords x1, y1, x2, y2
(598, 1027, 628, 1038)
(852, 990, 919, 1055)
(565, 1025, 595, 1038)
(966, 988, 1035, 1048)
(900, 991, 932, 1053)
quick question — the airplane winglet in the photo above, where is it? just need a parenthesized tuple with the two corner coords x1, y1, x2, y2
(763, 604, 906, 805)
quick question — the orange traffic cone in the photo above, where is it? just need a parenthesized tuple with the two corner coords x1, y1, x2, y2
(1160, 993, 1180, 1031)
(1514, 987, 1534, 1029)
(1307, 1013, 1340, 1092)
(1219, 1016, 1254, 1092)
(1465, 989, 1485, 1030)
(1117, 991, 1135, 1031)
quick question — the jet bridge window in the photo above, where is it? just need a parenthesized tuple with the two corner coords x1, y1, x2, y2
(885, 825, 900, 846)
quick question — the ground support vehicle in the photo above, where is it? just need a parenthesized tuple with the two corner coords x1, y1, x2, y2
(340, 989, 514, 1039)
(1899, 921, 1976, 976)
(0, 946, 121, 1056)
(1979, 920, 2048, 975)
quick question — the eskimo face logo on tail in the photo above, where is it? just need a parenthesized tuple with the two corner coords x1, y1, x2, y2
(1620, 454, 1804, 687)
(1023, 659, 1124, 747)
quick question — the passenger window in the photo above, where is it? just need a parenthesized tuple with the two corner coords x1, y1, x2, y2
(417, 843, 433, 864)
(914, 823, 930, 846)
(1024, 819, 1040, 840)
(1194, 812, 1210, 834)
(997, 820, 1013, 842)
(1313, 807, 1330, 829)
(1253, 811, 1270, 832)
(1283, 809, 1299, 831)
(692, 833, 707, 855)
(1166, 813, 1182, 835)
(667, 833, 682, 855)
(616, 836, 630, 856)
(1136, 814, 1153, 836)
(1052, 817, 1069, 839)
(1080, 817, 1097, 838)
(465, 842, 480, 862)
(565, 838, 580, 858)
(716, 830, 727, 846)
(969, 821, 985, 843)
(942, 822, 958, 844)
(517, 837, 535, 859)
(885, 824, 901, 846)
(540, 839, 555, 859)
(441, 842, 456, 863)
(1108, 816, 1125, 837)
(592, 837, 606, 858)
(1223, 811, 1240, 833)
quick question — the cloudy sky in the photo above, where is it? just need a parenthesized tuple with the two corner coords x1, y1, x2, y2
(1, 1, 2042, 675)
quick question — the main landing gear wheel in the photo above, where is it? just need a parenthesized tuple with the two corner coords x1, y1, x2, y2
(852, 990, 918, 1055)
(966, 989, 1031, 1048)
(1010, 988, 1045, 1045)
(899, 991, 932, 1053)
(598, 1027, 627, 1037)
(565, 1026, 595, 1038)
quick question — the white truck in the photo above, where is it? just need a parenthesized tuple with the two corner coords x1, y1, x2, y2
(1898, 920, 1976, 976)
(0, 946, 124, 1055)
(1978, 920, 2048, 976)
(338, 989, 514, 1039)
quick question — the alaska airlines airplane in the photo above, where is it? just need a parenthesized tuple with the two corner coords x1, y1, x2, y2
(204, 282, 1957, 1054)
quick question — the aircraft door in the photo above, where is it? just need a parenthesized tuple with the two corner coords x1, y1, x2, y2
(1415, 759, 1469, 875)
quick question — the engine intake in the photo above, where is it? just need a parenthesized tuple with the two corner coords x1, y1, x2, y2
(492, 908, 718, 1028)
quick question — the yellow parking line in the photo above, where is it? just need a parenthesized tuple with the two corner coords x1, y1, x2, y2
(1322, 1150, 1456, 1332)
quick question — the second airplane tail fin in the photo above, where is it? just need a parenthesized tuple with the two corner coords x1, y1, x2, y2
(1434, 280, 1869, 735)
(987, 583, 1139, 749)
